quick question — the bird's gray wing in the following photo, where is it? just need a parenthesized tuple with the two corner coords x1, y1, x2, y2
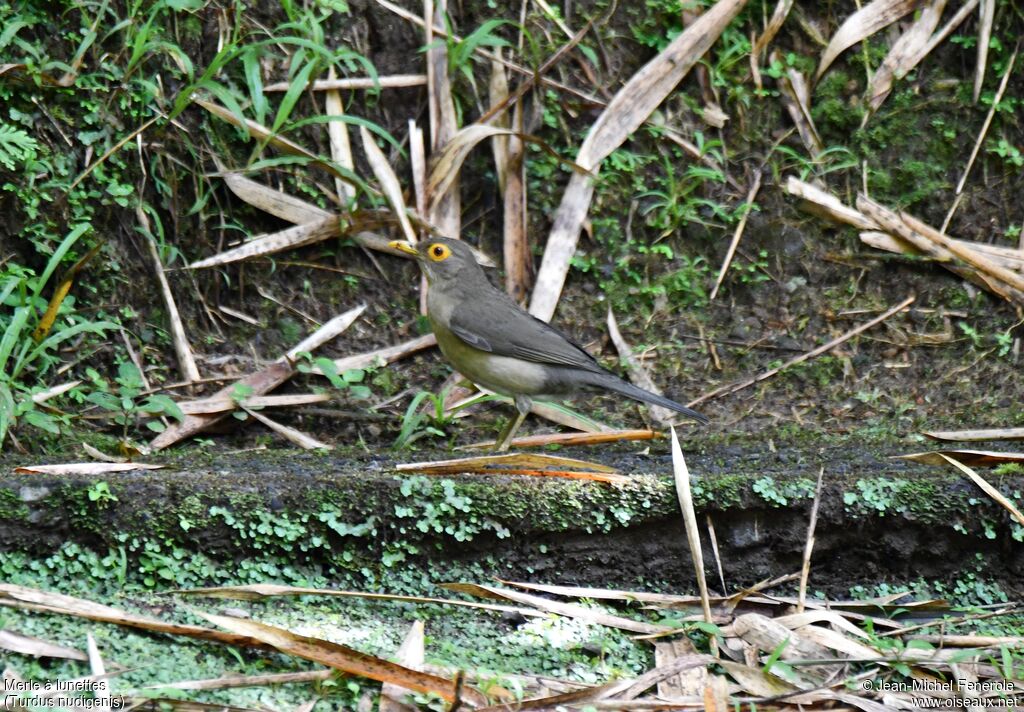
(448, 296, 602, 370)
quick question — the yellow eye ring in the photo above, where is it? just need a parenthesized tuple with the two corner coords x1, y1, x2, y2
(427, 244, 451, 262)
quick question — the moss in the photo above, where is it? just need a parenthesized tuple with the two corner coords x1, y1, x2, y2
(0, 487, 30, 521)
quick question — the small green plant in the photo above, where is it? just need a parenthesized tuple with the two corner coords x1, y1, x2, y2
(84, 361, 184, 440)
(0, 227, 117, 449)
(393, 389, 456, 449)
(87, 481, 118, 507)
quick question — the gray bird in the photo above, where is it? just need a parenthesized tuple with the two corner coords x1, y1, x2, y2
(390, 237, 708, 450)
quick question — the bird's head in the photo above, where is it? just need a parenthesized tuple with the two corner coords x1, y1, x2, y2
(388, 237, 483, 285)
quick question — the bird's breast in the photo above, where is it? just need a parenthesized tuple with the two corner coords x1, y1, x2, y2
(430, 319, 549, 397)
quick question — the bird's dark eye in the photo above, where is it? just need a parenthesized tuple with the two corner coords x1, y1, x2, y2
(427, 243, 452, 262)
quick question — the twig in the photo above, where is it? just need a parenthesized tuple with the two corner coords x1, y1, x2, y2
(942, 43, 1019, 231)
(797, 467, 824, 614)
(263, 74, 426, 92)
(710, 170, 762, 300)
(688, 294, 915, 406)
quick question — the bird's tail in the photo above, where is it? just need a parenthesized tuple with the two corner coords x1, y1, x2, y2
(578, 371, 709, 425)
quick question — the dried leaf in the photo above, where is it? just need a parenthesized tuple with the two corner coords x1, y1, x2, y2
(938, 453, 1024, 527)
(396, 453, 628, 484)
(815, 0, 921, 81)
(197, 612, 481, 704)
(379, 621, 425, 712)
(189, 217, 341, 269)
(360, 125, 417, 243)
(172, 583, 541, 618)
(242, 407, 332, 450)
(442, 582, 671, 635)
(458, 429, 659, 450)
(529, 0, 747, 322)
(221, 172, 332, 224)
(866, 0, 947, 114)
(973, 0, 995, 103)
(14, 462, 164, 475)
(0, 630, 87, 660)
(671, 427, 714, 629)
(896, 449, 1024, 467)
(924, 427, 1024, 442)
(0, 583, 265, 649)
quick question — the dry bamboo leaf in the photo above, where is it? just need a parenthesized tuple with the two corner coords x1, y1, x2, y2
(221, 172, 332, 224)
(529, 0, 746, 322)
(196, 612, 481, 705)
(0, 583, 266, 649)
(173, 583, 541, 618)
(773, 54, 822, 154)
(503, 101, 529, 302)
(178, 393, 331, 415)
(426, 1, 460, 241)
(359, 126, 417, 243)
(795, 624, 881, 659)
(396, 452, 628, 484)
(0, 630, 87, 661)
(139, 669, 334, 692)
(81, 442, 127, 463)
(325, 67, 356, 204)
(497, 579, 720, 607)
(32, 380, 82, 404)
(655, 638, 708, 699)
(815, 0, 921, 82)
(784, 175, 875, 229)
(865, 0, 947, 114)
(606, 309, 673, 427)
(458, 429, 659, 450)
(427, 125, 513, 214)
(752, 0, 795, 56)
(613, 654, 716, 701)
(442, 583, 671, 635)
(152, 304, 363, 449)
(141, 226, 200, 382)
(909, 633, 1024, 647)
(488, 58, 510, 194)
(859, 231, 1024, 271)
(730, 613, 833, 663)
(671, 427, 714, 631)
(86, 633, 111, 707)
(379, 621, 425, 712)
(859, 195, 1024, 298)
(322, 333, 437, 373)
(924, 428, 1024, 442)
(241, 407, 332, 450)
(195, 98, 344, 180)
(397, 452, 618, 473)
(189, 216, 341, 269)
(938, 453, 1024, 527)
(774, 610, 871, 639)
(285, 304, 367, 361)
(263, 74, 427, 92)
(716, 660, 797, 697)
(896, 449, 1024, 466)
(409, 120, 427, 220)
(14, 462, 164, 475)
(474, 681, 622, 712)
(973, 0, 995, 103)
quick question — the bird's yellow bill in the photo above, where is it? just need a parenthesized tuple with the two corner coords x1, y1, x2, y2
(389, 240, 419, 256)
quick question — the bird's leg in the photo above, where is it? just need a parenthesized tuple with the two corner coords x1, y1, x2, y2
(495, 395, 531, 452)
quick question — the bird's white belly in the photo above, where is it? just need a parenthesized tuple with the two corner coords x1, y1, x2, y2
(432, 322, 548, 396)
